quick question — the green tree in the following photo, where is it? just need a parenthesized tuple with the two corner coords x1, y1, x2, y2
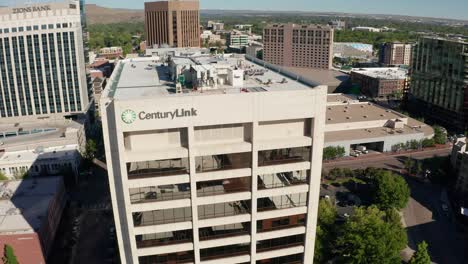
(83, 139, 98, 161)
(0, 171, 8, 181)
(433, 126, 447, 145)
(323, 146, 346, 160)
(410, 241, 431, 264)
(404, 157, 415, 175)
(315, 199, 337, 264)
(2, 244, 19, 264)
(371, 170, 410, 210)
(335, 206, 408, 264)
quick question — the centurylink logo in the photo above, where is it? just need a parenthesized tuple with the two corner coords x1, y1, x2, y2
(121, 109, 137, 124)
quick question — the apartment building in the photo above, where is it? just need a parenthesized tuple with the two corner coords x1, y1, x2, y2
(101, 52, 327, 264)
(410, 37, 468, 132)
(145, 0, 200, 48)
(350, 67, 409, 98)
(263, 24, 334, 69)
(0, 0, 89, 120)
(379, 42, 413, 66)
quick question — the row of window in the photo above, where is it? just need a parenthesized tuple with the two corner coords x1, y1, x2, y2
(0, 23, 74, 35)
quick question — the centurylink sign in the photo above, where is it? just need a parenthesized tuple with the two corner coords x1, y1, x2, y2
(121, 108, 198, 124)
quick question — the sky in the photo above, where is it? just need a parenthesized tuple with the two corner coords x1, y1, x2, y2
(83, 0, 468, 20)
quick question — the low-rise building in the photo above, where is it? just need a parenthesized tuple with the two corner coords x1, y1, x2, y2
(350, 68, 409, 98)
(352, 26, 382, 32)
(328, 20, 346, 30)
(99, 46, 124, 60)
(227, 32, 249, 48)
(333, 42, 374, 59)
(0, 177, 66, 263)
(379, 42, 413, 66)
(0, 119, 85, 180)
(324, 94, 434, 156)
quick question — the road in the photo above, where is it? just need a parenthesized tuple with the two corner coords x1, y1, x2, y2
(323, 147, 452, 170)
(323, 147, 468, 263)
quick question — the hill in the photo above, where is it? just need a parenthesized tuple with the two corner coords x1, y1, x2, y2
(85, 4, 144, 24)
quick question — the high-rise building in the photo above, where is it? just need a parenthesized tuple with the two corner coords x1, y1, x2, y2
(379, 42, 413, 66)
(145, 0, 200, 48)
(410, 37, 468, 132)
(263, 24, 334, 69)
(100, 51, 327, 264)
(0, 1, 89, 120)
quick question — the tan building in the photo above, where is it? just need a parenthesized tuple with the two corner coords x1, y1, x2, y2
(145, 0, 200, 48)
(379, 42, 413, 66)
(263, 24, 334, 69)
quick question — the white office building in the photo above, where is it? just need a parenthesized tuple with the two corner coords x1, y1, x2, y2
(101, 52, 327, 264)
(0, 0, 89, 120)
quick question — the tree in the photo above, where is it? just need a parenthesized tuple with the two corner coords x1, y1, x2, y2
(371, 170, 410, 210)
(323, 146, 346, 160)
(2, 244, 19, 264)
(433, 126, 447, 145)
(334, 206, 407, 264)
(404, 157, 415, 175)
(83, 139, 97, 161)
(0, 171, 8, 181)
(315, 199, 337, 264)
(410, 241, 431, 264)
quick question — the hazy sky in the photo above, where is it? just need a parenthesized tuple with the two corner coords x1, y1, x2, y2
(84, 0, 468, 20)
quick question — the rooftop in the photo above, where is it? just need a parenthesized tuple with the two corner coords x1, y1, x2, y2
(326, 103, 406, 124)
(351, 67, 408, 80)
(0, 177, 63, 234)
(107, 54, 321, 101)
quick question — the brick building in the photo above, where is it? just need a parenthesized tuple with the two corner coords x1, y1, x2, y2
(350, 68, 409, 98)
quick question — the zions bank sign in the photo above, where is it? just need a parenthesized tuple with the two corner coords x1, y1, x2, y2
(13, 6, 51, 14)
(121, 108, 198, 124)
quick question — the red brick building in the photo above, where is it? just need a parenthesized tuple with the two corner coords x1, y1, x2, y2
(350, 68, 409, 98)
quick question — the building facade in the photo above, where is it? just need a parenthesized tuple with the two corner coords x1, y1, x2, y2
(227, 32, 249, 48)
(101, 53, 327, 264)
(350, 68, 409, 98)
(263, 24, 334, 69)
(0, 177, 66, 263)
(0, 1, 89, 120)
(451, 138, 468, 210)
(410, 37, 468, 132)
(379, 42, 413, 66)
(144, 0, 200, 48)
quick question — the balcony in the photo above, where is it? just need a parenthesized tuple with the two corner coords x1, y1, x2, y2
(258, 147, 310, 167)
(139, 251, 194, 264)
(198, 200, 251, 220)
(199, 222, 251, 241)
(136, 229, 193, 248)
(197, 177, 251, 197)
(130, 184, 191, 204)
(257, 193, 308, 212)
(127, 158, 189, 180)
(256, 234, 305, 253)
(196, 152, 251, 173)
(258, 171, 308, 190)
(200, 244, 251, 261)
(133, 207, 192, 227)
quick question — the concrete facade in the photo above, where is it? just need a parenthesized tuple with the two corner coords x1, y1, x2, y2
(101, 53, 327, 264)
(379, 42, 413, 66)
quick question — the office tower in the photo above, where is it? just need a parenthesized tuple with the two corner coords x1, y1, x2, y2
(263, 23, 334, 69)
(410, 37, 468, 132)
(0, 0, 89, 120)
(145, 0, 200, 48)
(379, 42, 413, 66)
(101, 51, 327, 264)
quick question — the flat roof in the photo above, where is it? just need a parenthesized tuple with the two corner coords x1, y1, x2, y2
(284, 67, 349, 88)
(351, 68, 407, 80)
(109, 55, 318, 101)
(0, 145, 79, 164)
(326, 103, 406, 124)
(0, 177, 62, 234)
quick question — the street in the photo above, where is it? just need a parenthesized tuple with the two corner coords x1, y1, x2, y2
(324, 147, 468, 263)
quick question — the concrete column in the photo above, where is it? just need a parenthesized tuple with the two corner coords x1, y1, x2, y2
(250, 122, 259, 264)
(187, 126, 201, 263)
